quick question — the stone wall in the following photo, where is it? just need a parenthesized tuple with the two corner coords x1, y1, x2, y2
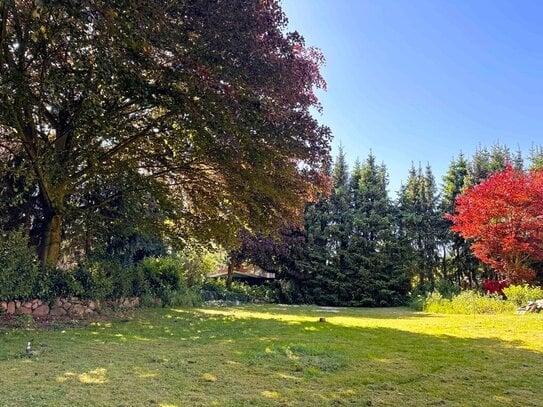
(0, 297, 140, 319)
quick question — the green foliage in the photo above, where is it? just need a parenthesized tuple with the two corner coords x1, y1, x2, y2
(502, 284, 543, 306)
(177, 246, 226, 286)
(0, 236, 224, 306)
(398, 163, 442, 292)
(286, 151, 410, 307)
(440, 155, 479, 288)
(273, 279, 311, 304)
(159, 288, 202, 308)
(529, 145, 543, 170)
(434, 278, 461, 298)
(138, 257, 184, 303)
(1, 0, 331, 269)
(36, 267, 84, 303)
(422, 291, 516, 314)
(0, 229, 40, 300)
(201, 279, 275, 303)
(134, 249, 222, 305)
(73, 261, 115, 301)
(407, 294, 425, 311)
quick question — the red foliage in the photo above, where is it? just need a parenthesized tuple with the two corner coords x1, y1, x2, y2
(446, 165, 543, 283)
(482, 279, 509, 297)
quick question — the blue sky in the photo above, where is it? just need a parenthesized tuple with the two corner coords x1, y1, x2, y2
(282, 0, 543, 194)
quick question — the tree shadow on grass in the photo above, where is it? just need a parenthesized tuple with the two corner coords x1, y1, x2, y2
(169, 307, 543, 406)
(0, 307, 542, 406)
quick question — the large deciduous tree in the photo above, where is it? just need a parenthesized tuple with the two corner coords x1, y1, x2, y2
(0, 0, 331, 267)
(446, 165, 543, 283)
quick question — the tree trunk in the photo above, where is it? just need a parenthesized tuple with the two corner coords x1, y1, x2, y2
(226, 259, 235, 288)
(40, 213, 62, 268)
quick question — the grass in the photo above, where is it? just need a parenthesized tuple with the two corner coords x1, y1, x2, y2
(1, 305, 542, 406)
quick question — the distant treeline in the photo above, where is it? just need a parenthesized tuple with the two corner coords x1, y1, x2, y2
(234, 144, 543, 306)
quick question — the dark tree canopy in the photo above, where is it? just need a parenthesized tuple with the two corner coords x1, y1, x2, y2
(0, 0, 331, 266)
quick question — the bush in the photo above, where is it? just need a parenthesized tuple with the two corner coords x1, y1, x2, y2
(19, 258, 147, 303)
(422, 291, 516, 314)
(502, 284, 543, 306)
(407, 294, 425, 311)
(482, 279, 509, 297)
(39, 267, 84, 302)
(273, 279, 309, 304)
(138, 257, 184, 302)
(0, 229, 40, 300)
(434, 279, 461, 298)
(177, 246, 225, 287)
(0, 241, 222, 308)
(108, 260, 148, 299)
(137, 253, 218, 305)
(201, 278, 275, 303)
(161, 287, 202, 307)
(73, 261, 115, 301)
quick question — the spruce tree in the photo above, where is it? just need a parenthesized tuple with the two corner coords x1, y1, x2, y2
(348, 154, 409, 305)
(529, 145, 543, 170)
(327, 147, 353, 303)
(466, 143, 514, 187)
(303, 147, 353, 305)
(440, 154, 479, 289)
(398, 163, 440, 292)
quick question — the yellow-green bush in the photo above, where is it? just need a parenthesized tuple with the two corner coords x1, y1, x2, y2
(503, 284, 543, 306)
(423, 291, 516, 314)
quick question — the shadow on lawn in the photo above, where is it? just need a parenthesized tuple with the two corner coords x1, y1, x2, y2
(152, 308, 542, 405)
(1, 308, 542, 406)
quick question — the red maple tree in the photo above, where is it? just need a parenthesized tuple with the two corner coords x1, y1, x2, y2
(446, 165, 543, 283)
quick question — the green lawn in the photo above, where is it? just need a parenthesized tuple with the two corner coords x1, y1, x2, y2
(1, 305, 542, 406)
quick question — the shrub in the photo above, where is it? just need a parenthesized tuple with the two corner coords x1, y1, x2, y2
(0, 242, 221, 307)
(73, 261, 114, 301)
(482, 279, 509, 297)
(407, 294, 425, 311)
(0, 229, 40, 300)
(423, 291, 516, 314)
(435, 279, 461, 298)
(161, 287, 202, 307)
(502, 284, 543, 306)
(38, 267, 84, 303)
(273, 279, 309, 304)
(107, 260, 149, 299)
(201, 278, 275, 303)
(28, 259, 147, 303)
(177, 246, 225, 287)
(138, 257, 184, 302)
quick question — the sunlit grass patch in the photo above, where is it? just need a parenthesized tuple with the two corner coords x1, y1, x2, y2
(0, 305, 542, 406)
(78, 368, 108, 384)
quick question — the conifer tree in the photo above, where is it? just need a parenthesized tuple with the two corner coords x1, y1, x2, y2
(440, 154, 479, 288)
(466, 144, 514, 187)
(529, 145, 543, 170)
(348, 154, 409, 305)
(398, 163, 440, 292)
(313, 147, 353, 303)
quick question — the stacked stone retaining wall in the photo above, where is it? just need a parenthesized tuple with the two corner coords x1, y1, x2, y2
(0, 297, 140, 318)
